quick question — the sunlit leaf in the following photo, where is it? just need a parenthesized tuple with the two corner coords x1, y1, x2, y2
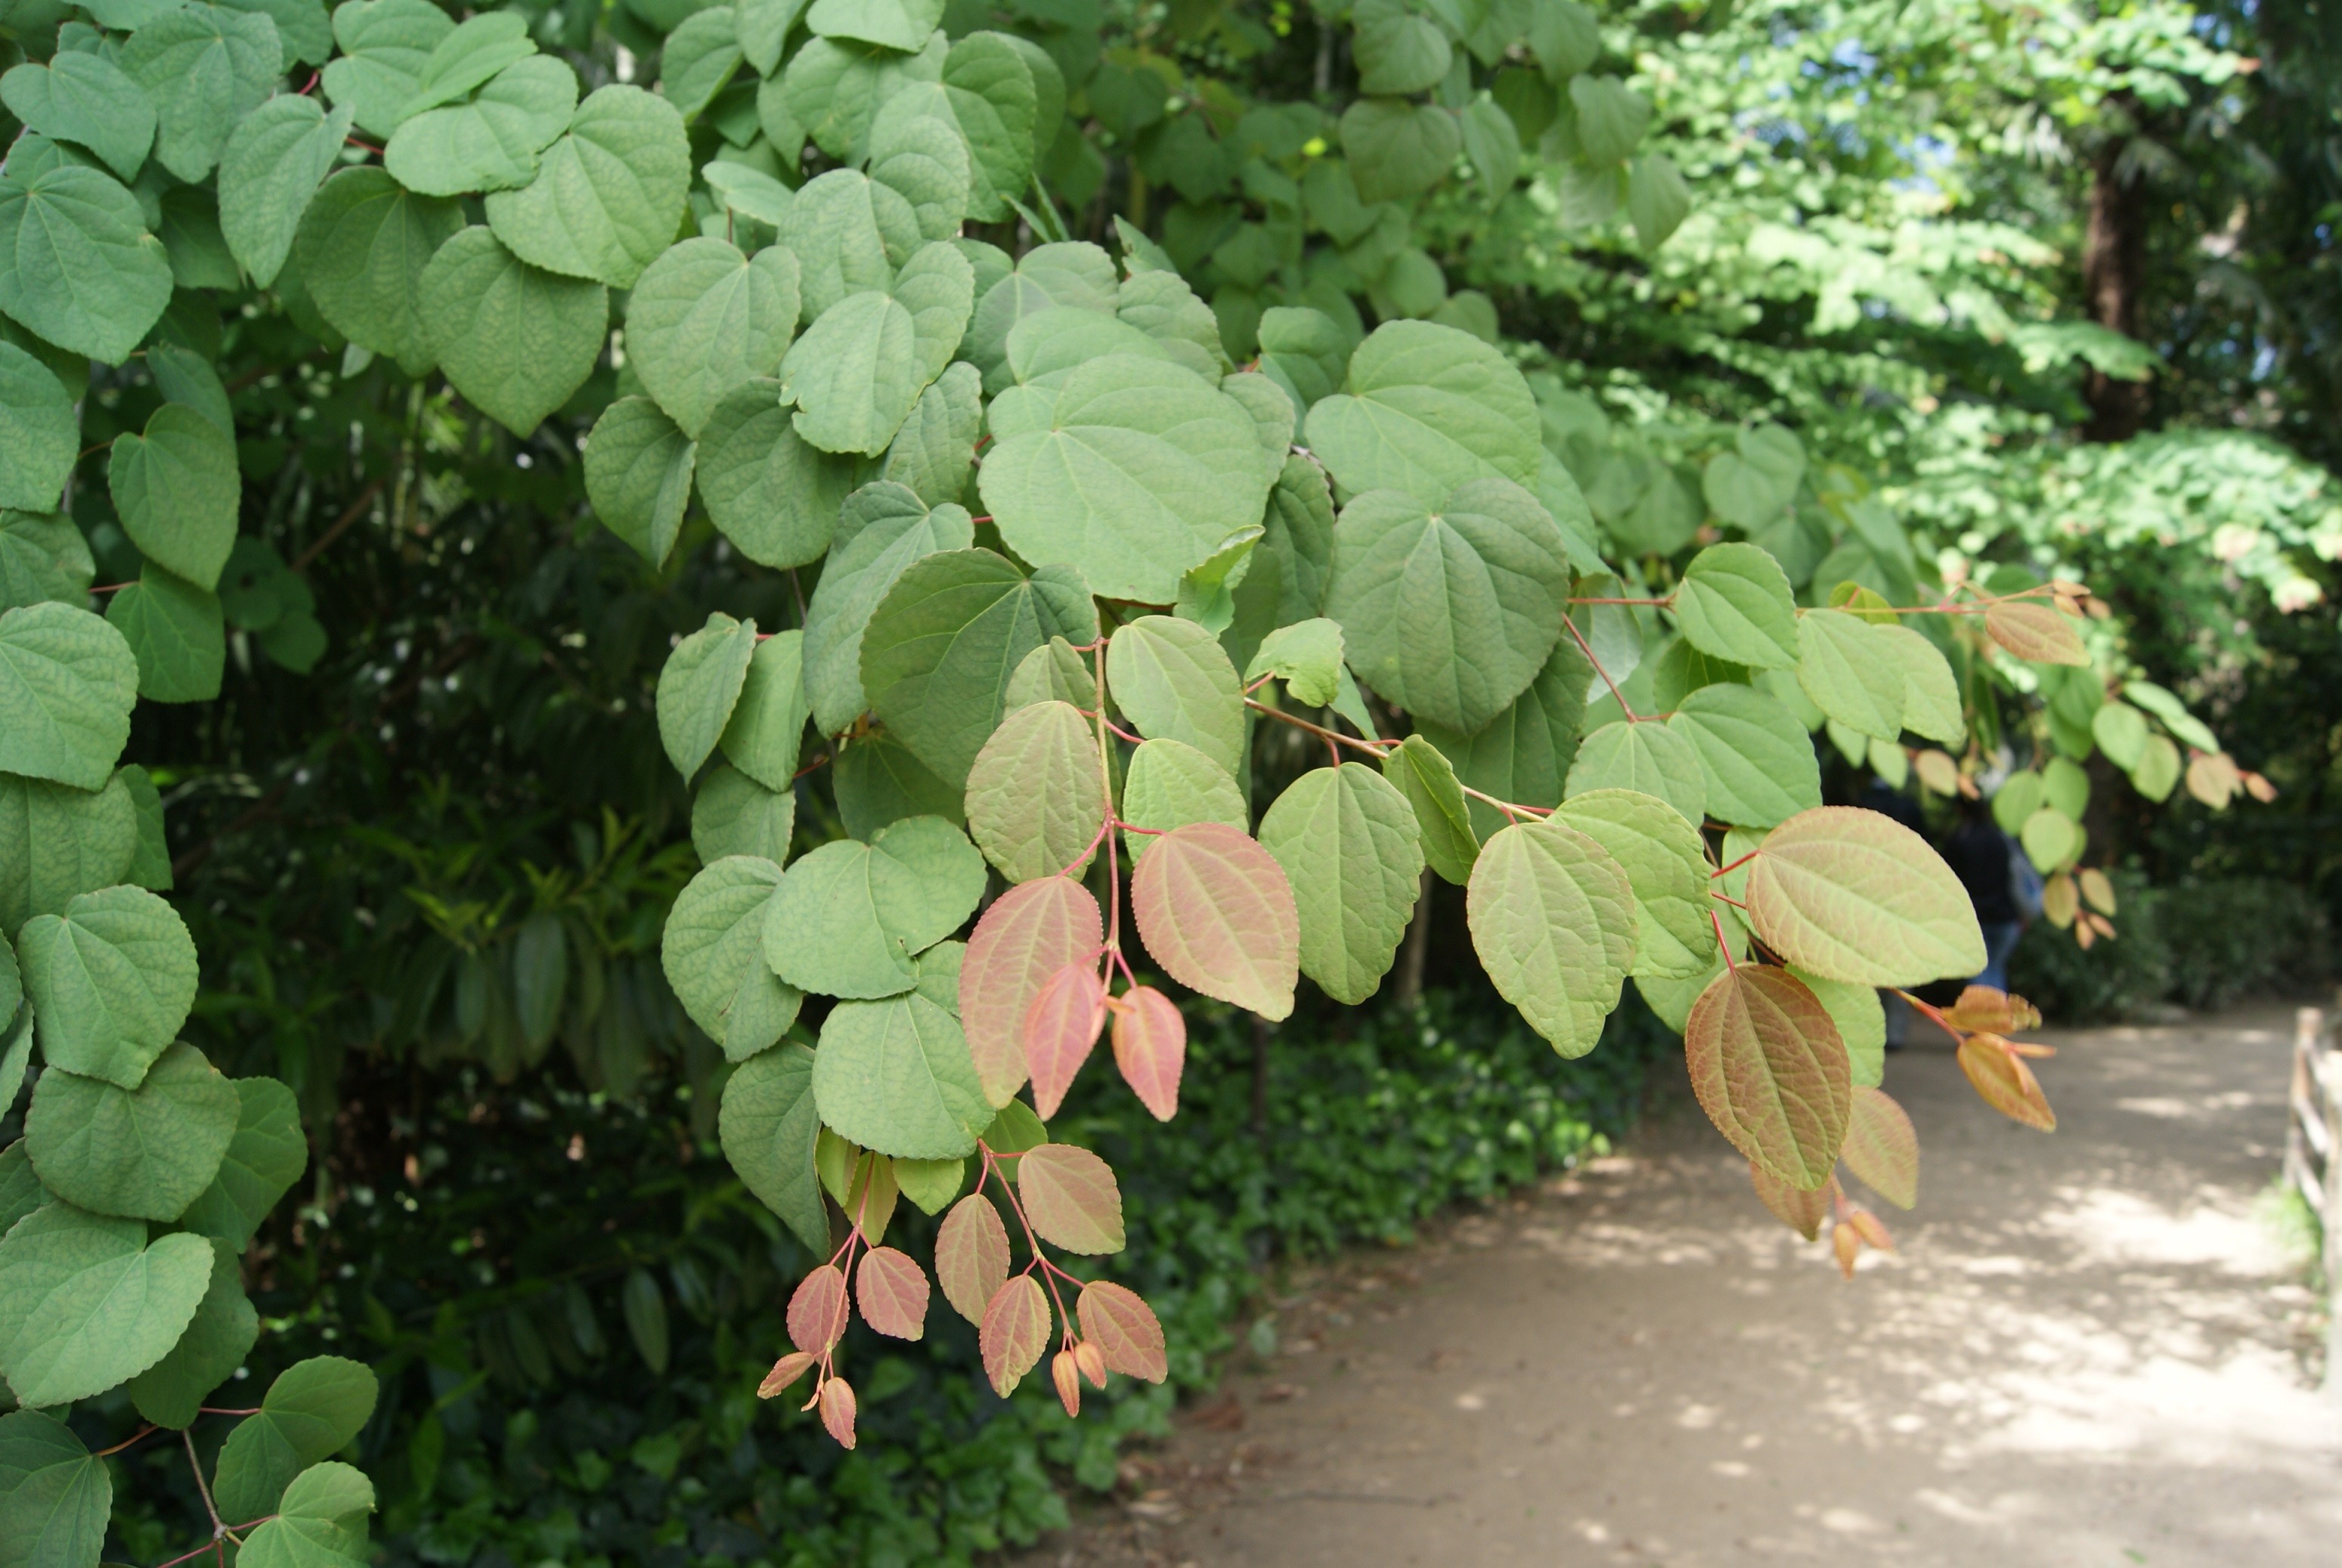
(935, 1192, 1009, 1325)
(959, 875, 1101, 1108)
(855, 1246, 929, 1340)
(1841, 1085, 1916, 1209)
(1017, 1143, 1123, 1253)
(1744, 807, 1985, 987)
(1076, 1279, 1166, 1382)
(1110, 985, 1185, 1120)
(980, 1273, 1049, 1395)
(1684, 965, 1851, 1190)
(1022, 960, 1105, 1119)
(1465, 817, 1635, 1058)
(1129, 822, 1300, 1021)
(1259, 763, 1423, 1004)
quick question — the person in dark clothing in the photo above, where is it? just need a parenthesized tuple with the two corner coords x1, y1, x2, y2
(1944, 792, 2026, 992)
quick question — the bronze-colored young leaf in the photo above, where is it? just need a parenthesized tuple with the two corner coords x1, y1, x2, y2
(1743, 806, 1985, 986)
(1075, 1279, 1166, 1382)
(1684, 965, 1851, 1191)
(1938, 984, 2040, 1033)
(2077, 867, 2117, 916)
(855, 1245, 930, 1340)
(1073, 1338, 1107, 1390)
(963, 699, 1104, 883)
(2185, 749, 2240, 809)
(1017, 1142, 1124, 1253)
(2042, 870, 2078, 927)
(980, 1274, 1051, 1396)
(758, 1350, 817, 1398)
(1956, 1034, 2056, 1130)
(1841, 1085, 1917, 1209)
(819, 1375, 857, 1447)
(1749, 1162, 1831, 1241)
(1128, 821, 1300, 1021)
(934, 1193, 1010, 1326)
(1023, 959, 1106, 1119)
(1110, 984, 1185, 1120)
(1984, 599, 2087, 665)
(786, 1263, 850, 1355)
(1832, 1219, 1860, 1278)
(959, 875, 1101, 1107)
(1848, 1207, 1894, 1251)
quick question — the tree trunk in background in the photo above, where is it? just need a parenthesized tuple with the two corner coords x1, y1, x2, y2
(2083, 116, 2151, 442)
(1390, 870, 1436, 1011)
(1250, 1014, 1272, 1145)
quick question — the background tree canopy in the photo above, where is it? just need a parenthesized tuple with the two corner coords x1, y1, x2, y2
(0, 0, 2334, 1561)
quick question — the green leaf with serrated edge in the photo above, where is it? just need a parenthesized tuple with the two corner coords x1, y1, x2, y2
(0, 770, 136, 933)
(1256, 305, 1346, 410)
(2092, 699, 2149, 770)
(0, 162, 174, 365)
(785, 242, 974, 457)
(1466, 817, 1635, 1058)
(965, 701, 1104, 884)
(861, 550, 1098, 789)
(483, 85, 689, 289)
(296, 167, 463, 376)
(1795, 609, 1903, 740)
(25, 1043, 238, 1222)
(717, 1042, 827, 1251)
(1005, 307, 1174, 387)
(698, 381, 866, 571)
(1673, 542, 1799, 670)
(1259, 764, 1423, 1004)
(979, 355, 1273, 603)
(658, 612, 759, 779)
(1684, 965, 1848, 1191)
(719, 633, 809, 792)
(117, 764, 171, 892)
(808, 0, 942, 51)
(178, 1077, 305, 1250)
(1, 53, 154, 184)
(1245, 618, 1344, 708)
(1569, 73, 1649, 165)
(237, 1461, 376, 1568)
(2130, 734, 2182, 802)
(1789, 965, 1883, 1089)
(1117, 269, 1227, 378)
(1382, 733, 1479, 885)
(959, 875, 1100, 1105)
(1175, 524, 1260, 637)
(912, 937, 964, 1014)
(420, 225, 606, 436)
(1006, 637, 1095, 711)
(110, 403, 238, 590)
(398, 11, 534, 117)
(1305, 322, 1540, 504)
(321, 0, 454, 138)
(1744, 805, 1985, 986)
(964, 240, 1117, 392)
(1, 602, 138, 792)
(385, 54, 575, 196)
(829, 734, 958, 837)
(1107, 615, 1245, 776)
(1565, 719, 1706, 829)
(1120, 738, 1246, 863)
(629, 239, 801, 439)
(1338, 97, 1461, 204)
(0, 1204, 212, 1407)
(0, 1136, 45, 1229)
(0, 509, 94, 610)
(1666, 683, 1821, 829)
(932, 33, 1038, 222)
(784, 33, 946, 166)
(0, 1410, 111, 1566)
(664, 857, 802, 1060)
(870, 107, 973, 243)
(18, 885, 198, 1088)
(1417, 631, 1591, 839)
(776, 169, 920, 321)
(813, 990, 990, 1159)
(125, 1236, 256, 1427)
(211, 1356, 381, 1523)
(2122, 680, 2220, 754)
(807, 488, 978, 734)
(692, 764, 797, 863)
(122, 5, 281, 183)
(1222, 370, 1297, 487)
(762, 815, 984, 998)
(882, 361, 983, 507)
(0, 932, 17, 1030)
(1460, 91, 1521, 203)
(218, 95, 351, 288)
(741, 0, 810, 73)
(894, 1156, 962, 1215)
(1873, 624, 1963, 745)
(583, 395, 696, 566)
(1554, 789, 1715, 981)
(1128, 821, 1300, 1021)
(661, 5, 744, 120)
(1326, 478, 1572, 734)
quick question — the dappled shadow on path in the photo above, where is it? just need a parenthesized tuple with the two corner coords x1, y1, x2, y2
(1031, 1007, 2340, 1567)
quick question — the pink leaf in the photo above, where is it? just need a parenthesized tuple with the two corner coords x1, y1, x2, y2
(960, 876, 1103, 1107)
(1023, 960, 1107, 1117)
(819, 1376, 857, 1447)
(855, 1246, 931, 1340)
(757, 1350, 816, 1399)
(1129, 822, 1298, 1021)
(1052, 1348, 1083, 1417)
(980, 1274, 1052, 1396)
(786, 1263, 849, 1355)
(934, 1194, 1010, 1325)
(1110, 984, 1185, 1120)
(1073, 1339, 1107, 1390)
(1018, 1143, 1125, 1254)
(1076, 1280, 1166, 1383)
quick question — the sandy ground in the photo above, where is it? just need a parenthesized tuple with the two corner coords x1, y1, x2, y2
(1024, 1004, 2341, 1567)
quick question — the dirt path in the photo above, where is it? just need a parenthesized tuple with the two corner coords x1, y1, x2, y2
(1035, 1005, 2341, 1567)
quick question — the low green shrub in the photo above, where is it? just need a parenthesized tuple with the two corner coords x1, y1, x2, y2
(2009, 874, 2332, 1021)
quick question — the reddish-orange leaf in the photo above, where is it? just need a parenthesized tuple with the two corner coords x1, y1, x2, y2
(934, 1194, 1011, 1325)
(1111, 984, 1186, 1120)
(1957, 1034, 2056, 1130)
(1749, 1162, 1831, 1241)
(786, 1263, 850, 1355)
(1941, 985, 2040, 1033)
(2074, 915, 2097, 950)
(1832, 1220, 1861, 1279)
(757, 1350, 816, 1399)
(961, 876, 1104, 1107)
(2004, 1037, 2056, 1058)
(2186, 750, 2240, 808)
(2085, 910, 2116, 940)
(980, 1274, 1052, 1396)
(1024, 960, 1107, 1118)
(819, 1376, 857, 1448)
(855, 1245, 931, 1340)
(1076, 1280, 1166, 1383)
(1073, 1339, 1107, 1390)
(1129, 821, 1299, 1021)
(1018, 1143, 1126, 1253)
(1841, 1086, 1917, 1210)
(1848, 1208, 1894, 1250)
(2242, 770, 2277, 803)
(1684, 965, 1851, 1191)
(1052, 1348, 1083, 1417)
(1984, 599, 2087, 665)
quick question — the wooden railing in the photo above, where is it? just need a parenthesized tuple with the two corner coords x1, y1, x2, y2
(2283, 1003, 2342, 1390)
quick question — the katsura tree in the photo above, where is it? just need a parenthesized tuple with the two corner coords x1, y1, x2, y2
(0, 0, 2271, 1546)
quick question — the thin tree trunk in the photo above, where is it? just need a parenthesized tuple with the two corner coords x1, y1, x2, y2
(1250, 1014, 1272, 1145)
(1390, 869, 1436, 1011)
(2082, 110, 2151, 442)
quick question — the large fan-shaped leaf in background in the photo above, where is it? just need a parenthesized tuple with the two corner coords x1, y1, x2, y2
(1565, 718, 1707, 829)
(785, 240, 974, 456)
(1337, 97, 1462, 203)
(762, 815, 984, 999)
(699, 380, 868, 569)
(218, 95, 354, 288)
(717, 1043, 828, 1251)
(1259, 764, 1424, 1004)
(1325, 477, 1572, 733)
(804, 487, 974, 733)
(1129, 822, 1299, 1021)
(1305, 322, 1540, 504)
(19, 885, 199, 1088)
(296, 167, 464, 376)
(24, 1042, 239, 1222)
(1795, 609, 1904, 740)
(869, 107, 974, 242)
(813, 991, 990, 1159)
(177, 1077, 308, 1251)
(583, 395, 695, 566)
(1745, 806, 1987, 986)
(419, 227, 607, 436)
(0, 1204, 213, 1408)
(1466, 817, 1634, 1057)
(0, 603, 138, 791)
(960, 875, 1099, 1105)
(1416, 634, 1591, 839)
(1352, 0, 1452, 95)
(0, 162, 174, 365)
(965, 700, 1103, 884)
(979, 355, 1272, 603)
(384, 54, 576, 196)
(122, 4, 281, 182)
(628, 239, 802, 438)
(1106, 616, 1246, 776)
(860, 549, 1097, 789)
(1, 51, 154, 182)
(1554, 789, 1715, 981)
(1674, 542, 1800, 669)
(0, 770, 137, 932)
(482, 85, 690, 289)
(1684, 965, 1849, 1190)
(321, 0, 452, 137)
(662, 857, 801, 1061)
(1666, 682, 1822, 828)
